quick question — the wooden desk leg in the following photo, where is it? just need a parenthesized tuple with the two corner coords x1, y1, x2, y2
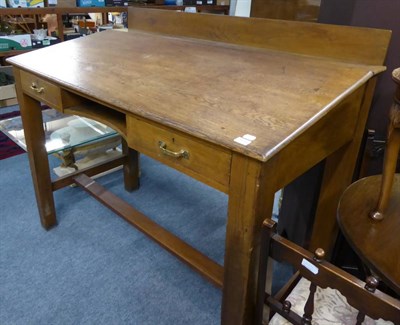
(310, 80, 376, 254)
(122, 138, 140, 191)
(221, 153, 277, 325)
(16, 92, 57, 230)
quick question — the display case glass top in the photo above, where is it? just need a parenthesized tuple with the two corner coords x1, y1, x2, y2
(0, 108, 118, 154)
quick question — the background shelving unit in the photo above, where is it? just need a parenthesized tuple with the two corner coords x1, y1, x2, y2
(0, 7, 129, 44)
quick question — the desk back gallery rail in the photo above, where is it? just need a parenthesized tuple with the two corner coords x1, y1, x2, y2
(128, 7, 390, 65)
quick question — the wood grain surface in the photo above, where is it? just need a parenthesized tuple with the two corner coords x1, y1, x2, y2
(7, 29, 384, 162)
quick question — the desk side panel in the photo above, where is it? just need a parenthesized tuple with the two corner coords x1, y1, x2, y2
(128, 7, 391, 66)
(310, 78, 379, 254)
(264, 84, 367, 191)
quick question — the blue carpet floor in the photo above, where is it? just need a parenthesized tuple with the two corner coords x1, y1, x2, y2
(0, 152, 288, 324)
(0, 153, 227, 325)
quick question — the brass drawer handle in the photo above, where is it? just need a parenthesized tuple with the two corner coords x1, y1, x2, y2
(158, 141, 189, 159)
(30, 83, 44, 94)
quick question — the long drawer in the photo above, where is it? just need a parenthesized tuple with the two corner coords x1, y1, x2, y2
(127, 115, 231, 193)
(20, 70, 82, 112)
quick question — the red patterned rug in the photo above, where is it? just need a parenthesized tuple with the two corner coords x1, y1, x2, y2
(0, 110, 25, 160)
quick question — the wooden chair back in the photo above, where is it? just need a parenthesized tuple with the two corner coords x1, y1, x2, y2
(255, 219, 400, 325)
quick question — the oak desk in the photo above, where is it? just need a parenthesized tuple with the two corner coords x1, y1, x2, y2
(8, 8, 391, 324)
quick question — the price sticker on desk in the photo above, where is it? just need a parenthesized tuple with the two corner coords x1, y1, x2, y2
(234, 134, 256, 146)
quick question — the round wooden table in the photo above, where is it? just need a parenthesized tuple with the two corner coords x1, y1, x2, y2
(337, 174, 400, 295)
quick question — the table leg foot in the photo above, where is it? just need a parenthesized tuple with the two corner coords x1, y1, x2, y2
(41, 218, 58, 230)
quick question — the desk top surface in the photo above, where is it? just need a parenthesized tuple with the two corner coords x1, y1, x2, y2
(8, 29, 383, 161)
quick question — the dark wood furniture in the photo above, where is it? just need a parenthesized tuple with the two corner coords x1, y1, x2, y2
(337, 68, 400, 295)
(7, 8, 390, 324)
(255, 219, 400, 324)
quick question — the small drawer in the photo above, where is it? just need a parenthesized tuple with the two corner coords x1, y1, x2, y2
(20, 70, 64, 111)
(127, 115, 231, 193)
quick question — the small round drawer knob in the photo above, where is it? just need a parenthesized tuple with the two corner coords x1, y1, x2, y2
(314, 248, 325, 262)
(365, 276, 379, 292)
